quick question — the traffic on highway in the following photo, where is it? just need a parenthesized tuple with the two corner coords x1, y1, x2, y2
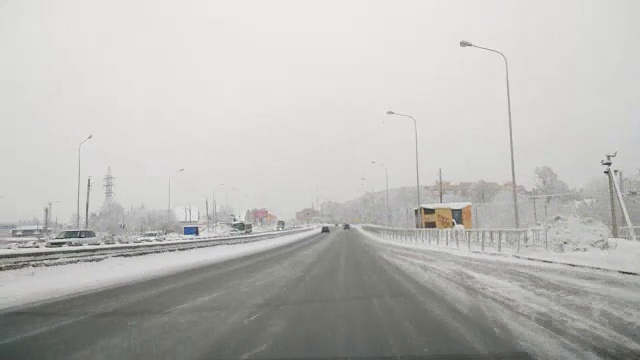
(2, 0, 639, 359)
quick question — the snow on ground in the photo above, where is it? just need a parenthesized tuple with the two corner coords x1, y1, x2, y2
(374, 243, 640, 358)
(360, 225, 640, 274)
(0, 228, 303, 255)
(0, 229, 315, 310)
(517, 237, 640, 273)
(545, 215, 610, 252)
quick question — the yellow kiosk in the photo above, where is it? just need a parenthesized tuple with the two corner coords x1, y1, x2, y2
(414, 202, 473, 229)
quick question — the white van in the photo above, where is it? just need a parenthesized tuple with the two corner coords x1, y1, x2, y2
(47, 230, 99, 247)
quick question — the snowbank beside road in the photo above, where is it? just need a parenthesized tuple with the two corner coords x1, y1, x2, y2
(0, 229, 315, 310)
(517, 237, 640, 273)
(360, 227, 640, 274)
(545, 215, 610, 252)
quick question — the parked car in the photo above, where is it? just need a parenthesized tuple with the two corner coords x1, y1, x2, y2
(321, 226, 330, 233)
(165, 233, 182, 241)
(343, 224, 351, 230)
(100, 233, 117, 245)
(137, 231, 166, 242)
(47, 230, 98, 247)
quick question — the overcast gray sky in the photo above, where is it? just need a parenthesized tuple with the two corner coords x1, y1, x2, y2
(1, 0, 638, 221)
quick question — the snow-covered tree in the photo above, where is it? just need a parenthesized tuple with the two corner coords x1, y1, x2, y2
(534, 167, 570, 203)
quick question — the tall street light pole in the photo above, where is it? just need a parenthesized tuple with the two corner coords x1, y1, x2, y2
(372, 161, 390, 227)
(386, 111, 421, 228)
(168, 168, 185, 219)
(76, 135, 92, 228)
(459, 40, 520, 228)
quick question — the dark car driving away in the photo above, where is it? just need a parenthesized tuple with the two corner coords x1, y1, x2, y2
(343, 224, 351, 230)
(321, 226, 330, 233)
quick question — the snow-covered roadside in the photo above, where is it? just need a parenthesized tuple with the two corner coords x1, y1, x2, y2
(514, 238, 640, 274)
(374, 241, 640, 358)
(0, 229, 315, 310)
(359, 227, 640, 274)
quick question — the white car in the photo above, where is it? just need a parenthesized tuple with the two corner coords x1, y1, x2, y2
(47, 230, 99, 247)
(164, 233, 182, 241)
(137, 231, 166, 243)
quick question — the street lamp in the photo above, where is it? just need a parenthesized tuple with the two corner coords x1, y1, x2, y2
(76, 135, 92, 228)
(459, 40, 520, 228)
(372, 161, 391, 227)
(386, 110, 422, 228)
(168, 168, 185, 218)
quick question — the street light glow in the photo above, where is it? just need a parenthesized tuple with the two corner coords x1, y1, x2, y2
(459, 40, 473, 47)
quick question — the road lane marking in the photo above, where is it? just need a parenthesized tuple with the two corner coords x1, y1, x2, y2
(244, 311, 262, 324)
(240, 342, 269, 360)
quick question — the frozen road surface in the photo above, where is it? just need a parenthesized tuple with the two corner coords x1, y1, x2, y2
(1, 228, 639, 359)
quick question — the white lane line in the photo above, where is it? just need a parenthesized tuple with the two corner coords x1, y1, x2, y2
(165, 290, 228, 313)
(244, 311, 263, 325)
(0, 312, 95, 345)
(240, 342, 269, 360)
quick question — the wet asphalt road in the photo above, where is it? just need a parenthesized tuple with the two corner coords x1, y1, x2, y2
(0, 228, 639, 359)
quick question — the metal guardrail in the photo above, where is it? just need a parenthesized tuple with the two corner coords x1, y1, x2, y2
(0, 227, 313, 271)
(361, 225, 549, 253)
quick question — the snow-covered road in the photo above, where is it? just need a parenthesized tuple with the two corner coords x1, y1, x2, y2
(0, 227, 638, 359)
(0, 229, 315, 310)
(363, 229, 640, 358)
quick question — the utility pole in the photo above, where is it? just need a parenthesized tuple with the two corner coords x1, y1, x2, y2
(77, 135, 92, 228)
(544, 199, 548, 220)
(206, 198, 210, 231)
(531, 196, 538, 224)
(385, 169, 390, 227)
(474, 204, 480, 229)
(601, 152, 618, 237)
(47, 202, 52, 231)
(619, 170, 624, 194)
(214, 194, 217, 223)
(43, 207, 49, 233)
(85, 177, 92, 229)
(439, 168, 443, 203)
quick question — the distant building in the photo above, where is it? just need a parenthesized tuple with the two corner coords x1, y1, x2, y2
(414, 202, 473, 229)
(245, 208, 275, 225)
(296, 207, 320, 222)
(500, 182, 528, 194)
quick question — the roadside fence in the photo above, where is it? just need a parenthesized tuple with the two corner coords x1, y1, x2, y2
(361, 225, 549, 254)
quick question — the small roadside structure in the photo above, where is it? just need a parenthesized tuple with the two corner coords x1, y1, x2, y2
(183, 225, 200, 236)
(413, 202, 473, 229)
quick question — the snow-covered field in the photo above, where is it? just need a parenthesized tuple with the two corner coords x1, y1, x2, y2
(0, 229, 315, 310)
